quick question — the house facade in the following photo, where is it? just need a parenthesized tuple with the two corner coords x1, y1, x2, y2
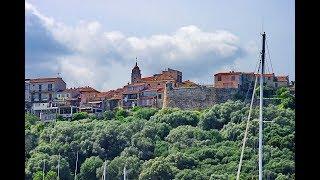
(76, 86, 100, 106)
(214, 71, 290, 90)
(55, 88, 81, 107)
(29, 77, 66, 103)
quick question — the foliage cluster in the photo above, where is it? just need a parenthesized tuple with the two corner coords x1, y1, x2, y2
(25, 100, 295, 180)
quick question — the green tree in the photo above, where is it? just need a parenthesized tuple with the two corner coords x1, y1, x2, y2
(175, 169, 208, 180)
(277, 88, 295, 109)
(115, 108, 129, 121)
(103, 110, 115, 120)
(33, 171, 44, 180)
(139, 157, 175, 180)
(25, 113, 40, 129)
(153, 110, 199, 128)
(45, 171, 57, 180)
(101, 155, 143, 179)
(72, 112, 89, 121)
(134, 107, 158, 120)
(25, 100, 295, 179)
(79, 156, 103, 180)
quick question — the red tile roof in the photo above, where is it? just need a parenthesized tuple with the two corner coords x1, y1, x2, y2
(254, 73, 275, 78)
(75, 86, 100, 93)
(143, 87, 164, 92)
(61, 88, 80, 93)
(95, 90, 117, 99)
(141, 76, 154, 81)
(127, 82, 146, 86)
(157, 88, 164, 92)
(276, 76, 289, 82)
(123, 89, 142, 94)
(112, 90, 123, 99)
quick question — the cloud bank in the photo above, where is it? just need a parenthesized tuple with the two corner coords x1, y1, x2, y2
(25, 2, 248, 91)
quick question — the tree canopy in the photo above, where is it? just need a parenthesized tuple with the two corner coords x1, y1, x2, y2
(25, 100, 295, 179)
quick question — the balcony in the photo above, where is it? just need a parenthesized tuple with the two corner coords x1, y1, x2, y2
(31, 89, 54, 93)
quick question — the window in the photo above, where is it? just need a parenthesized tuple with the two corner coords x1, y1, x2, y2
(275, 83, 278, 88)
(231, 76, 235, 81)
(48, 84, 52, 91)
(38, 84, 42, 91)
(158, 94, 162, 99)
(218, 76, 222, 81)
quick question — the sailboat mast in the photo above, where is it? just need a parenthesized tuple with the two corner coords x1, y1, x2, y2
(74, 151, 79, 180)
(259, 32, 266, 180)
(123, 165, 127, 180)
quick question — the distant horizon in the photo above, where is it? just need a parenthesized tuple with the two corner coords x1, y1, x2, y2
(26, 0, 294, 91)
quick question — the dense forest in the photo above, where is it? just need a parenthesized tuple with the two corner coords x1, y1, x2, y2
(25, 87, 295, 180)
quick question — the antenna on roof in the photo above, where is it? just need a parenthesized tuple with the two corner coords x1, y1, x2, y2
(231, 64, 235, 72)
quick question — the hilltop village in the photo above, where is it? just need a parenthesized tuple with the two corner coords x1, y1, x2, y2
(25, 61, 294, 121)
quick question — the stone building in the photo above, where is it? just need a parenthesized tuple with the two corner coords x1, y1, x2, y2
(162, 81, 238, 110)
(93, 88, 123, 111)
(275, 76, 290, 88)
(131, 62, 142, 84)
(214, 71, 243, 89)
(214, 71, 290, 90)
(120, 61, 190, 109)
(54, 88, 81, 107)
(122, 83, 147, 108)
(75, 86, 100, 106)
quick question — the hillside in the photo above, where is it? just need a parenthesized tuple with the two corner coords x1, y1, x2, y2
(25, 100, 295, 180)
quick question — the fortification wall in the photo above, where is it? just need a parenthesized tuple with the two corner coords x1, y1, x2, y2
(162, 86, 238, 110)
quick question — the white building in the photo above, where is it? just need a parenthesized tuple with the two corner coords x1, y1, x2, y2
(25, 79, 31, 102)
(25, 79, 32, 112)
(29, 77, 66, 103)
(31, 102, 58, 122)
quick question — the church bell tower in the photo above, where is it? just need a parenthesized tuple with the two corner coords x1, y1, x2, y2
(131, 57, 141, 83)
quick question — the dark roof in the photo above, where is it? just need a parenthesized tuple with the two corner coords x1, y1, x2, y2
(29, 77, 64, 83)
(214, 71, 242, 76)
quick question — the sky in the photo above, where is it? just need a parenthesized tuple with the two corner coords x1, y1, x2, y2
(25, 0, 295, 91)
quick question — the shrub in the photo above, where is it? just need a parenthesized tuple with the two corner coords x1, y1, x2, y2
(72, 112, 89, 121)
(103, 110, 115, 120)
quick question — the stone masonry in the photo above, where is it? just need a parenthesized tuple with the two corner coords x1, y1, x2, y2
(162, 83, 238, 110)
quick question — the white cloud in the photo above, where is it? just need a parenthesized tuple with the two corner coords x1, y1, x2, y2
(26, 1, 252, 91)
